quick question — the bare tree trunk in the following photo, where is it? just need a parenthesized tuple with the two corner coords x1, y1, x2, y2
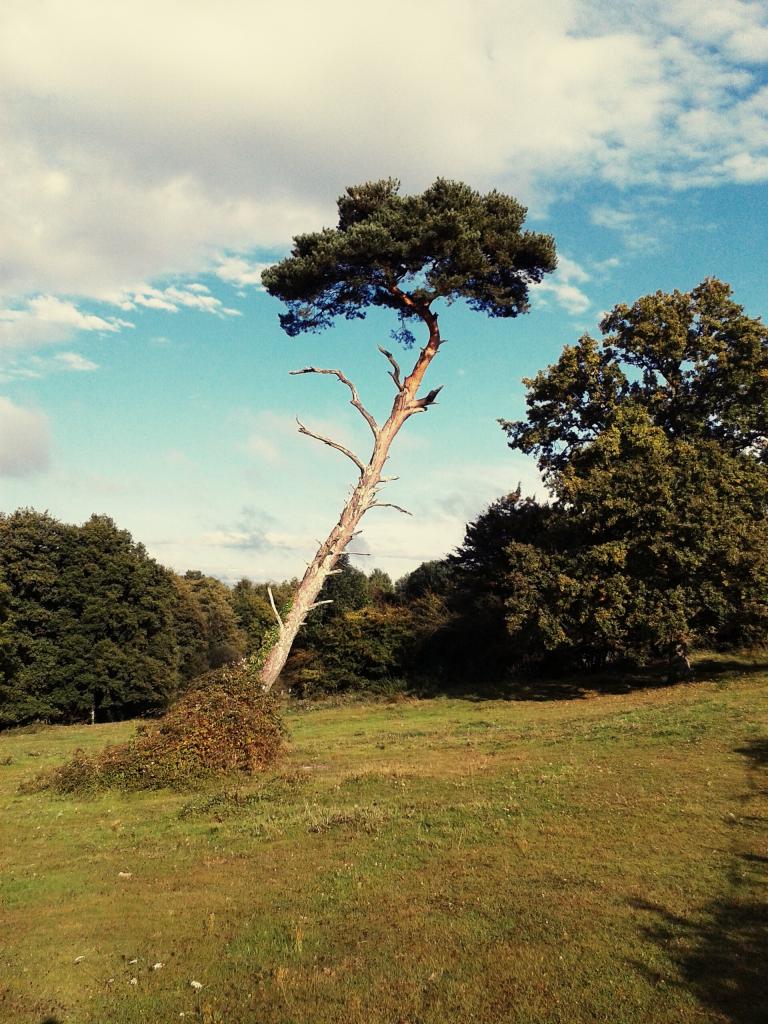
(258, 307, 442, 691)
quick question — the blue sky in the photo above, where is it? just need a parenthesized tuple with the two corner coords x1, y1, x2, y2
(1, 0, 767, 582)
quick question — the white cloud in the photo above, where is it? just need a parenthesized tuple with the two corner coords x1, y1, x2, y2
(0, 396, 51, 476)
(534, 253, 592, 314)
(116, 283, 240, 316)
(27, 296, 121, 331)
(589, 204, 669, 254)
(0, 295, 129, 351)
(215, 257, 271, 289)
(0, 0, 764, 321)
(591, 208, 637, 232)
(0, 281, 241, 355)
(722, 151, 768, 183)
(0, 349, 98, 379)
(591, 256, 621, 274)
(660, 0, 768, 64)
(537, 281, 592, 315)
(555, 254, 591, 285)
(198, 505, 285, 553)
(54, 351, 98, 372)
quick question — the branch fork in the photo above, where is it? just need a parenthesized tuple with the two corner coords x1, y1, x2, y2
(290, 366, 379, 438)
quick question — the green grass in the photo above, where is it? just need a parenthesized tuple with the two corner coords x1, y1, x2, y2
(1, 659, 767, 1023)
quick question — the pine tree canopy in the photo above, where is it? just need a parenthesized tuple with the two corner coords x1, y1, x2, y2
(261, 178, 557, 339)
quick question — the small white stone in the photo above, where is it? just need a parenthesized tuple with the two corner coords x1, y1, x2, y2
(128, 958, 138, 965)
(190, 980, 203, 991)
(152, 962, 164, 970)
(129, 978, 138, 986)
(118, 871, 133, 879)
(73, 955, 85, 964)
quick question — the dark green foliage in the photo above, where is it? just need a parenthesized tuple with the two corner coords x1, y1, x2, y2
(308, 605, 417, 694)
(480, 279, 768, 671)
(0, 511, 256, 727)
(284, 562, 455, 697)
(174, 571, 246, 675)
(367, 568, 394, 604)
(228, 577, 295, 659)
(229, 578, 274, 652)
(396, 559, 455, 601)
(504, 278, 768, 474)
(448, 492, 562, 676)
(261, 178, 556, 337)
(30, 662, 285, 794)
(0, 510, 182, 726)
(299, 554, 370, 646)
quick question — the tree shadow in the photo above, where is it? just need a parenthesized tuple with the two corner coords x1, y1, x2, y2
(631, 875, 768, 1024)
(735, 736, 768, 771)
(629, 738, 768, 1023)
(430, 651, 768, 703)
(695, 657, 768, 681)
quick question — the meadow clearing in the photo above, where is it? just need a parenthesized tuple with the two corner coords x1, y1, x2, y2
(1, 655, 766, 1024)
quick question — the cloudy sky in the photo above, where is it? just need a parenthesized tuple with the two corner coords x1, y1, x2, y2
(1, 0, 767, 582)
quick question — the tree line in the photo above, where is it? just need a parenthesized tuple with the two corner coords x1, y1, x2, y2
(1, 278, 765, 727)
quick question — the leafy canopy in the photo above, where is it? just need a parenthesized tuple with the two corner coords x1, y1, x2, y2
(503, 278, 768, 476)
(481, 279, 768, 668)
(262, 178, 557, 339)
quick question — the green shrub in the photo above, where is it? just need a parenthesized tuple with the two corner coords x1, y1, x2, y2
(27, 663, 285, 794)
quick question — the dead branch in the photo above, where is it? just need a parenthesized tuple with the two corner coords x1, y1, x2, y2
(309, 599, 334, 610)
(296, 418, 366, 474)
(290, 367, 378, 438)
(378, 346, 403, 390)
(267, 587, 284, 631)
(369, 502, 413, 516)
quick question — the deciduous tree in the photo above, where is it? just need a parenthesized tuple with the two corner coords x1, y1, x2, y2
(488, 279, 768, 668)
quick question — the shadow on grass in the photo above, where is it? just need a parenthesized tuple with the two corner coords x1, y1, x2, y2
(695, 656, 768, 681)
(631, 884, 768, 1024)
(630, 737, 768, 1023)
(292, 651, 768, 708)
(430, 651, 768, 703)
(735, 736, 768, 771)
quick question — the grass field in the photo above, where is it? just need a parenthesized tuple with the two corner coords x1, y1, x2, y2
(1, 657, 767, 1024)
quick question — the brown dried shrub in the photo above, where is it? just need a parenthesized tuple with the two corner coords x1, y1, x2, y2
(27, 663, 285, 794)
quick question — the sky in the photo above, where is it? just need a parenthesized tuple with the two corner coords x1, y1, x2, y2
(1, 0, 767, 584)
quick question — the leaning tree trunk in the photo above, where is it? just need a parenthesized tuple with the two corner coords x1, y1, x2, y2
(258, 305, 443, 691)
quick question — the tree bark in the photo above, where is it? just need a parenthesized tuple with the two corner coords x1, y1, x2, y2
(258, 307, 442, 691)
